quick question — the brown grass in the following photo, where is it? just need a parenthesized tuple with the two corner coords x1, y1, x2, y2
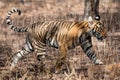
(0, 0, 120, 80)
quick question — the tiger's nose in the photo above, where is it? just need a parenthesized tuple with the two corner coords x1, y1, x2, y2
(104, 35, 107, 38)
(103, 32, 107, 39)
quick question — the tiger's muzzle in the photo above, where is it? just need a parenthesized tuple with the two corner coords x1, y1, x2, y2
(93, 30, 107, 41)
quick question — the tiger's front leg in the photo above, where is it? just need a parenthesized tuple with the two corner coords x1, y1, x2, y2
(55, 43, 68, 73)
(81, 39, 103, 65)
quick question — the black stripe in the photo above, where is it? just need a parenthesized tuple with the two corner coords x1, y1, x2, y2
(13, 9, 16, 12)
(18, 28, 26, 32)
(17, 9, 21, 15)
(86, 49, 96, 61)
(92, 54, 96, 60)
(11, 25, 14, 29)
(93, 25, 97, 32)
(84, 43, 92, 53)
(80, 33, 86, 43)
(7, 21, 11, 25)
(8, 13, 11, 15)
(20, 29, 23, 32)
(19, 51, 24, 57)
(87, 50, 92, 57)
(6, 17, 9, 20)
(89, 52, 94, 59)
(10, 11, 13, 13)
(16, 29, 21, 32)
(13, 27, 17, 31)
(26, 36, 34, 52)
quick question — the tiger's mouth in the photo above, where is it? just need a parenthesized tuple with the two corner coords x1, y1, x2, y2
(93, 30, 107, 41)
(94, 33, 104, 41)
(97, 37, 103, 41)
(97, 35, 107, 41)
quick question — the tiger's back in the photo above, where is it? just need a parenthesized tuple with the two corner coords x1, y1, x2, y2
(28, 21, 84, 49)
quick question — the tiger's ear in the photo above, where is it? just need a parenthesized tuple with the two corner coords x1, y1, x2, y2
(88, 16, 93, 22)
(88, 16, 93, 27)
(95, 15, 100, 20)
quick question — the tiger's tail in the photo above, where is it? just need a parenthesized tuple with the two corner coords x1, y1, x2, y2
(6, 8, 27, 32)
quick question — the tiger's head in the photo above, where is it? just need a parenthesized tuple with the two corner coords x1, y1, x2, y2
(88, 16, 107, 41)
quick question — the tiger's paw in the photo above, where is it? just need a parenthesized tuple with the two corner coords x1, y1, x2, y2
(50, 65, 61, 74)
(52, 59, 65, 74)
(54, 68, 61, 74)
(94, 59, 103, 65)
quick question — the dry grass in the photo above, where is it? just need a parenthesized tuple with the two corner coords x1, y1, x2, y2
(0, 0, 120, 80)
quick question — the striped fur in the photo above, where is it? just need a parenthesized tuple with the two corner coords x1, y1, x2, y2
(6, 8, 107, 72)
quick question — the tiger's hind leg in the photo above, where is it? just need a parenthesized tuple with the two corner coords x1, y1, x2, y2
(10, 43, 33, 71)
(34, 49, 52, 74)
(36, 51, 46, 70)
(10, 35, 34, 70)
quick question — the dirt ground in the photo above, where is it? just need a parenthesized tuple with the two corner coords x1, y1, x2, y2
(0, 0, 120, 80)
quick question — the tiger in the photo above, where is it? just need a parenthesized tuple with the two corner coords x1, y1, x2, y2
(6, 8, 107, 73)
